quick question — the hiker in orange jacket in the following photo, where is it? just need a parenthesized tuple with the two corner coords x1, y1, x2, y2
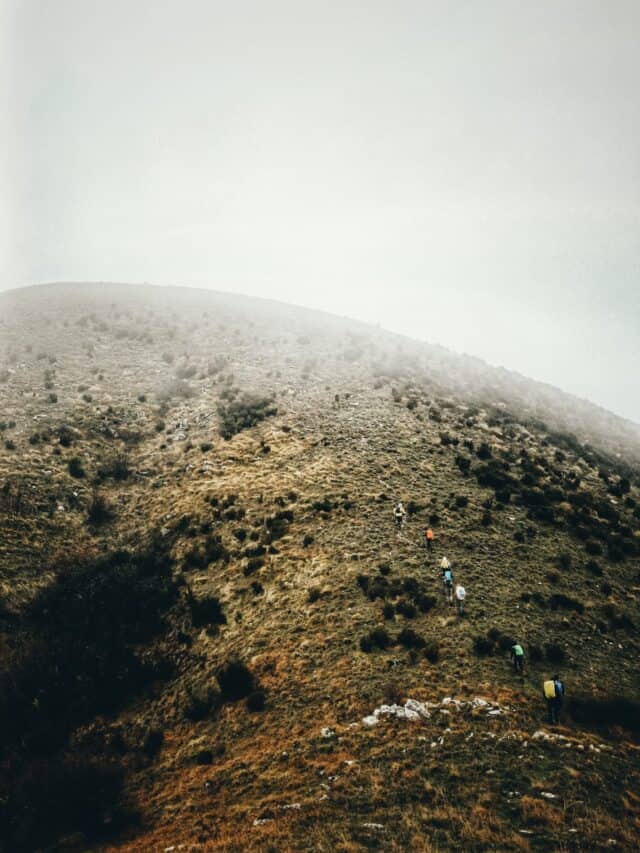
(424, 527, 434, 552)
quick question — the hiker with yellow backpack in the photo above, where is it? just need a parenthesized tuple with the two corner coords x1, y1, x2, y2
(543, 675, 565, 724)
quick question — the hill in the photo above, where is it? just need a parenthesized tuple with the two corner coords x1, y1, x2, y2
(0, 282, 639, 852)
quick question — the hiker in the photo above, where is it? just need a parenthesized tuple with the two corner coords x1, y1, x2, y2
(440, 556, 450, 571)
(510, 642, 525, 674)
(443, 567, 454, 603)
(543, 674, 565, 724)
(455, 583, 466, 616)
(393, 502, 406, 531)
(424, 527, 434, 552)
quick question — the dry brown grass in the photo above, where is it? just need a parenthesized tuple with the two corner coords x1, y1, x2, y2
(1, 283, 640, 852)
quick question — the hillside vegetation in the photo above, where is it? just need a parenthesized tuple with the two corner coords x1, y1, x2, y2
(0, 283, 639, 852)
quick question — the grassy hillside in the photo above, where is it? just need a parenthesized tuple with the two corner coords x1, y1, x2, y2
(0, 283, 639, 852)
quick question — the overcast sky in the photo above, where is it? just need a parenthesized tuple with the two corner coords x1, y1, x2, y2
(2, 1, 639, 421)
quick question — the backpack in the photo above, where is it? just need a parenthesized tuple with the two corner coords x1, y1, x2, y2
(543, 680, 556, 700)
(444, 570, 452, 584)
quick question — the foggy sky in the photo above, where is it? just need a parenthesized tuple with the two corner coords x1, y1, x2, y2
(2, 1, 639, 422)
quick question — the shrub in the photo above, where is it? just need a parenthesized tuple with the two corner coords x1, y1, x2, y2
(455, 455, 471, 475)
(189, 593, 226, 629)
(87, 493, 113, 525)
(370, 627, 391, 649)
(303, 534, 314, 547)
(424, 640, 440, 663)
(397, 628, 425, 649)
(157, 379, 196, 402)
(246, 690, 266, 712)
(416, 593, 437, 613)
(474, 461, 514, 493)
(0, 755, 128, 851)
(4, 440, 15, 450)
(382, 602, 395, 619)
(265, 510, 293, 542)
(217, 392, 277, 439)
(455, 495, 469, 509)
(602, 603, 634, 631)
(568, 695, 640, 734)
(360, 627, 391, 652)
(307, 587, 321, 603)
(47, 392, 58, 403)
(529, 644, 544, 663)
(68, 457, 85, 478)
(496, 632, 516, 652)
(312, 497, 333, 512)
(97, 455, 130, 481)
(585, 560, 603, 576)
(359, 635, 374, 653)
(548, 593, 584, 613)
(184, 535, 228, 568)
(585, 539, 603, 556)
(473, 635, 494, 656)
(545, 643, 566, 663)
(184, 682, 221, 721)
(216, 659, 256, 702)
(476, 442, 492, 460)
(142, 727, 164, 756)
(395, 599, 417, 619)
(557, 552, 572, 571)
(481, 510, 492, 526)
(0, 542, 176, 756)
(439, 432, 458, 447)
(200, 442, 213, 452)
(243, 558, 264, 576)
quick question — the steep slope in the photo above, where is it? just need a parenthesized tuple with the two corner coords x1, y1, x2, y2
(0, 282, 639, 852)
